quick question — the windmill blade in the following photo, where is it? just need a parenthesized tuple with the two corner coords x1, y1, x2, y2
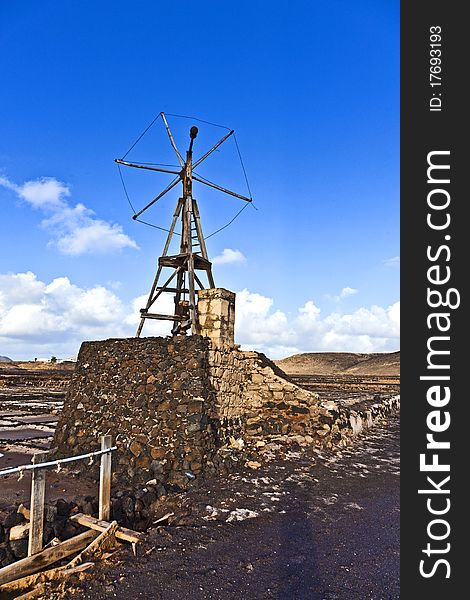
(133, 175, 182, 219)
(192, 174, 252, 202)
(161, 113, 184, 167)
(192, 130, 234, 169)
(115, 159, 181, 176)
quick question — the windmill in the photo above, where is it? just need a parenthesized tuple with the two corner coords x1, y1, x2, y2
(115, 113, 252, 337)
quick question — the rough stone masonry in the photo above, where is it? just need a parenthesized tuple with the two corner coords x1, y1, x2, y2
(53, 288, 399, 488)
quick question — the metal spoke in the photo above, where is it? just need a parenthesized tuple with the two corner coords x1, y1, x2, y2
(133, 176, 181, 219)
(161, 113, 184, 166)
(192, 130, 234, 169)
(115, 159, 181, 176)
(192, 174, 252, 202)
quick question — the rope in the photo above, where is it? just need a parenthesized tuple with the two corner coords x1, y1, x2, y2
(206, 202, 251, 239)
(164, 112, 231, 130)
(117, 163, 136, 214)
(233, 133, 254, 202)
(121, 112, 163, 159)
(134, 217, 181, 236)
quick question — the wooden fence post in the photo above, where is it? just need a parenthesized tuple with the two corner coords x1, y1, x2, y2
(28, 453, 48, 556)
(99, 435, 112, 521)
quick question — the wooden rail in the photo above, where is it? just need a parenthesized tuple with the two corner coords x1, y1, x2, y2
(0, 435, 147, 592)
(1, 436, 116, 557)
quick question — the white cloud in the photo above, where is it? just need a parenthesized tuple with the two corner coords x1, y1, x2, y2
(384, 256, 400, 268)
(235, 289, 294, 349)
(337, 286, 358, 300)
(0, 272, 399, 361)
(19, 177, 70, 209)
(0, 271, 185, 358)
(55, 221, 138, 256)
(212, 248, 246, 265)
(0, 175, 137, 255)
(0, 272, 128, 343)
(325, 286, 359, 302)
(0, 271, 45, 305)
(235, 289, 399, 358)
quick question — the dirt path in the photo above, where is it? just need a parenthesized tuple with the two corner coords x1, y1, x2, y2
(64, 417, 399, 600)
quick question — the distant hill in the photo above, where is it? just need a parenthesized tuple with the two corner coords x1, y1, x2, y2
(0, 355, 13, 362)
(274, 351, 400, 376)
(0, 360, 76, 372)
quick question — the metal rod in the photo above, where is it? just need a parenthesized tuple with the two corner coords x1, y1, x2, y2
(161, 112, 184, 166)
(132, 176, 181, 219)
(192, 174, 252, 202)
(0, 447, 117, 477)
(115, 158, 181, 176)
(192, 130, 234, 169)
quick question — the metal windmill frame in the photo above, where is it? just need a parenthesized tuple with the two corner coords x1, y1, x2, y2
(115, 113, 252, 337)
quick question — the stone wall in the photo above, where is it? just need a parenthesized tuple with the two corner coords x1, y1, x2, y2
(53, 334, 399, 489)
(53, 336, 216, 488)
(207, 345, 399, 450)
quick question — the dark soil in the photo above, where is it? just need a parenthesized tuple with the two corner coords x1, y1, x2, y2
(61, 417, 400, 600)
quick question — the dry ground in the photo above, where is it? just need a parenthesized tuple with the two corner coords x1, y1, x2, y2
(1, 355, 399, 599)
(57, 416, 400, 600)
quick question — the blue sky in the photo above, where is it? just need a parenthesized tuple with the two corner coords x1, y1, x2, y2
(0, 1, 399, 360)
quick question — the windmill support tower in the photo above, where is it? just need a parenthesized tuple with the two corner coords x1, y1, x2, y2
(115, 113, 252, 337)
